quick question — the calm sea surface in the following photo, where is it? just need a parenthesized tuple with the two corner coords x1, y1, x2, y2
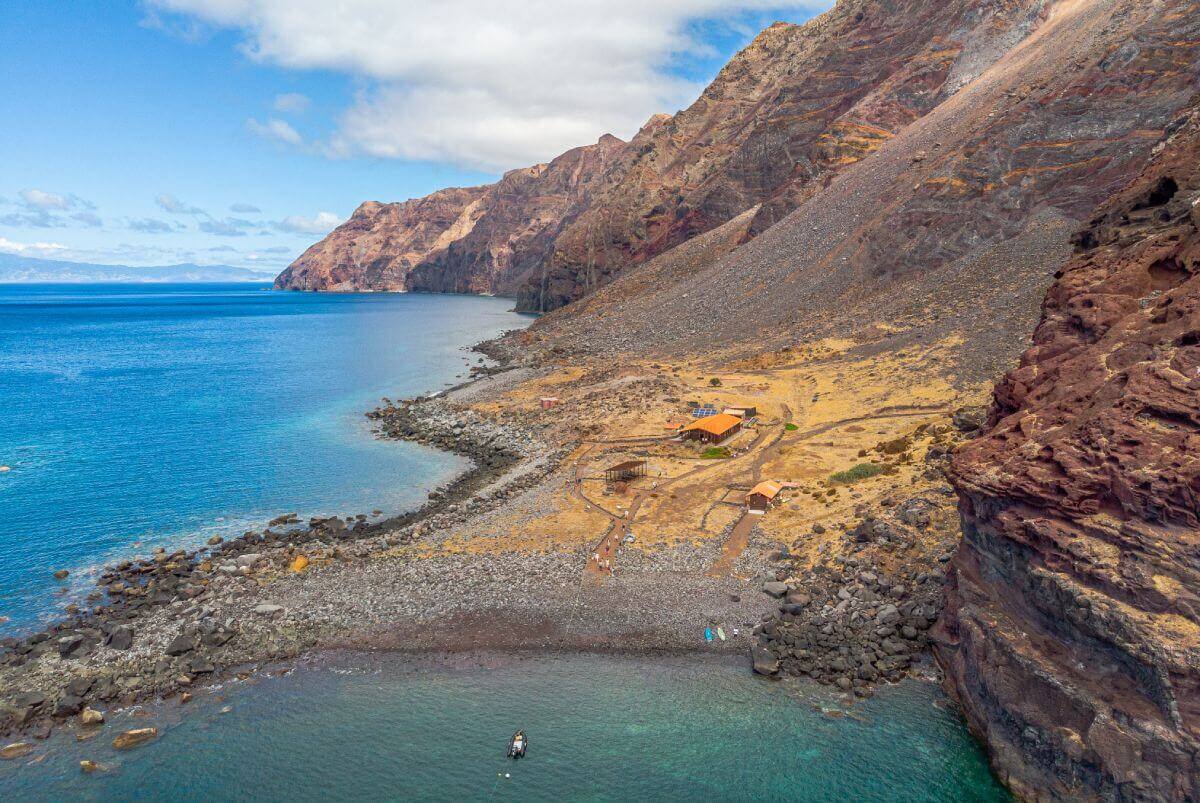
(0, 653, 1008, 802)
(0, 284, 1006, 801)
(0, 283, 530, 630)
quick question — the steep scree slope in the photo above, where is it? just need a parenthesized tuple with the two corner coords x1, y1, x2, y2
(277, 0, 1066, 309)
(935, 106, 1200, 800)
(522, 0, 1200, 375)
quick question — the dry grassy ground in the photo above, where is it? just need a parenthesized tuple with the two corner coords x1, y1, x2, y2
(423, 332, 986, 583)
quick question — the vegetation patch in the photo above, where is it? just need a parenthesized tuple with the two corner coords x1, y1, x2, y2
(700, 446, 731, 459)
(829, 462, 890, 484)
(785, 423, 799, 431)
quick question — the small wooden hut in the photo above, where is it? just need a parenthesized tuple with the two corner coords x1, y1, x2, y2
(723, 405, 758, 419)
(746, 480, 783, 512)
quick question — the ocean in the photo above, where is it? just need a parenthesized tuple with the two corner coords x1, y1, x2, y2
(0, 283, 1006, 800)
(0, 283, 530, 630)
(0, 653, 1007, 801)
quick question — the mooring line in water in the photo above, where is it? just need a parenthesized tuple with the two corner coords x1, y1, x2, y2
(488, 765, 510, 797)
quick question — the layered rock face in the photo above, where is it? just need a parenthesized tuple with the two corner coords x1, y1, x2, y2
(275, 187, 486, 292)
(935, 108, 1200, 799)
(275, 134, 628, 294)
(278, 0, 1080, 309)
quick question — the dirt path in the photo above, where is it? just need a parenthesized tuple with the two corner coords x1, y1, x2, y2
(792, 405, 947, 440)
(707, 511, 757, 577)
(703, 403, 793, 576)
(580, 416, 780, 579)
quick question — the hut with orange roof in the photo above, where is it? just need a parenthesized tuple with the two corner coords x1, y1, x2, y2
(746, 480, 784, 512)
(680, 412, 742, 444)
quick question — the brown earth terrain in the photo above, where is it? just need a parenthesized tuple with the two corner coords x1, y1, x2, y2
(935, 105, 1200, 800)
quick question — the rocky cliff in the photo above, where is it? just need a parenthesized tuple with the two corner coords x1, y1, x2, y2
(519, 0, 1200, 375)
(279, 0, 1100, 310)
(275, 134, 628, 295)
(935, 106, 1200, 799)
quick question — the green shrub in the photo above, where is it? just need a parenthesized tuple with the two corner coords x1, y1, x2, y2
(784, 423, 799, 431)
(708, 377, 723, 387)
(700, 446, 730, 459)
(829, 462, 889, 484)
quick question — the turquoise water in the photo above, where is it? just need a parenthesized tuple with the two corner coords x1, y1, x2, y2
(0, 654, 1007, 801)
(0, 284, 530, 631)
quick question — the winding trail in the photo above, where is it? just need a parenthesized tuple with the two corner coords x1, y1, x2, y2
(580, 414, 782, 580)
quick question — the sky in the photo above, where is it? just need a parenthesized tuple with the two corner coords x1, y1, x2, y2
(0, 1, 829, 273)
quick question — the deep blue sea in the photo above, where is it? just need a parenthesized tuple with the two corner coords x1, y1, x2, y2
(0, 283, 530, 631)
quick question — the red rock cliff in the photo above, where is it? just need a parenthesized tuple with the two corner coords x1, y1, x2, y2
(277, 0, 1072, 309)
(935, 106, 1200, 800)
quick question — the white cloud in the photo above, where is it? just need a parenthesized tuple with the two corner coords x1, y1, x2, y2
(129, 217, 176, 234)
(230, 202, 261, 214)
(247, 117, 303, 145)
(273, 211, 340, 235)
(0, 236, 68, 254)
(2, 189, 99, 227)
(19, 189, 71, 210)
(156, 193, 206, 215)
(199, 217, 259, 236)
(146, 0, 827, 170)
(273, 92, 311, 113)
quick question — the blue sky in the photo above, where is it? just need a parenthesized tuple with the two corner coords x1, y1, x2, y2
(0, 2, 826, 272)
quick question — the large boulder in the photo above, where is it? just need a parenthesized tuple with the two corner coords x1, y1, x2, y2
(165, 633, 196, 657)
(112, 728, 157, 750)
(762, 581, 789, 598)
(53, 695, 84, 717)
(751, 644, 780, 676)
(104, 626, 133, 651)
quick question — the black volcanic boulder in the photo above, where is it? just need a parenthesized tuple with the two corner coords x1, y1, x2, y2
(164, 633, 196, 657)
(57, 634, 95, 660)
(53, 695, 83, 717)
(104, 625, 133, 651)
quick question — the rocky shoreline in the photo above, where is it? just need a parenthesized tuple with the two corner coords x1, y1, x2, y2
(0, 369, 786, 751)
(0, 379, 559, 742)
(1, 359, 975, 765)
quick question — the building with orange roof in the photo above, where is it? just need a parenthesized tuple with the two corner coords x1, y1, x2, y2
(680, 412, 743, 444)
(746, 480, 784, 512)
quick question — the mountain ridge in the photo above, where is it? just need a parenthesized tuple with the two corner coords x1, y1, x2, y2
(278, 0, 1062, 309)
(0, 253, 276, 283)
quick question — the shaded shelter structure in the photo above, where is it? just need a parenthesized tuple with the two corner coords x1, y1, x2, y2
(604, 460, 645, 482)
(681, 413, 743, 444)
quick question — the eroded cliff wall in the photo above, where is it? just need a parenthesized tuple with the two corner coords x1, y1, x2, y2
(935, 106, 1200, 800)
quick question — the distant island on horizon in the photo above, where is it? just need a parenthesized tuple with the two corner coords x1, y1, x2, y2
(0, 253, 276, 284)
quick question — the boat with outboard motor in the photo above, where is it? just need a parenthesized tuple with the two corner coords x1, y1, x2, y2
(507, 730, 528, 759)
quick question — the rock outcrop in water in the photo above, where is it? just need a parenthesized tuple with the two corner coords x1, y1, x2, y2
(935, 105, 1200, 800)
